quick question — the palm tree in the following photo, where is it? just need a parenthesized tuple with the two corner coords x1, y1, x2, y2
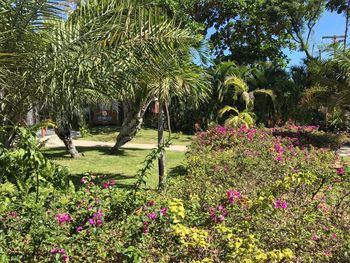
(38, 0, 201, 157)
(219, 75, 275, 127)
(0, 0, 66, 146)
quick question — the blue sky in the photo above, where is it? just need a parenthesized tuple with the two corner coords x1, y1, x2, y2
(285, 11, 346, 66)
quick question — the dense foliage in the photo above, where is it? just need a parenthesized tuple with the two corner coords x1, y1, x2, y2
(0, 126, 349, 262)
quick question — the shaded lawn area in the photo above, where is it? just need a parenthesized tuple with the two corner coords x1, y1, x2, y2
(42, 146, 186, 189)
(79, 126, 194, 146)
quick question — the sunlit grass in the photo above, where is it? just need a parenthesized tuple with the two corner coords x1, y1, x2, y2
(78, 126, 194, 146)
(42, 146, 186, 189)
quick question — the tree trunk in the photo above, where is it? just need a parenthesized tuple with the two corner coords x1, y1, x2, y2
(55, 125, 81, 158)
(111, 111, 143, 152)
(111, 98, 153, 152)
(158, 102, 166, 190)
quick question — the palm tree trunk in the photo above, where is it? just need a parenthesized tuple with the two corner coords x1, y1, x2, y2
(111, 98, 153, 152)
(158, 102, 166, 190)
(111, 110, 143, 152)
(55, 125, 80, 158)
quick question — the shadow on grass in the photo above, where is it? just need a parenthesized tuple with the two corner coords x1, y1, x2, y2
(168, 164, 187, 178)
(42, 146, 150, 159)
(68, 172, 157, 191)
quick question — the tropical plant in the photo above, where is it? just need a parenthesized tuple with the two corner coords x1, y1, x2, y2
(0, 0, 66, 146)
(219, 75, 275, 127)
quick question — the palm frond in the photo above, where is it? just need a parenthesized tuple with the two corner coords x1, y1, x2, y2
(218, 105, 239, 117)
(224, 75, 249, 93)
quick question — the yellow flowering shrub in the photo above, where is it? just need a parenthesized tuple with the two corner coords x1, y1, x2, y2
(171, 224, 209, 249)
(169, 198, 185, 223)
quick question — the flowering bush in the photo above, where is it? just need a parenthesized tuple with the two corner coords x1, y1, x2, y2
(271, 124, 347, 149)
(0, 125, 349, 262)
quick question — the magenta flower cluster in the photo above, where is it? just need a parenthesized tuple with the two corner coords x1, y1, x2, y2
(88, 210, 103, 226)
(274, 198, 287, 209)
(102, 179, 116, 189)
(55, 213, 72, 224)
(209, 205, 228, 223)
(50, 248, 69, 262)
(227, 190, 241, 203)
(143, 206, 168, 233)
(336, 167, 345, 175)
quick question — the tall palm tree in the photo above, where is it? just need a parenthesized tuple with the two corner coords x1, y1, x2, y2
(39, 0, 200, 157)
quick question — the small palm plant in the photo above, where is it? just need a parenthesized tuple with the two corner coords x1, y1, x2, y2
(219, 76, 275, 127)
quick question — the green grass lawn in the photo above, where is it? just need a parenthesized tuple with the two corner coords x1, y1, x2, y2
(342, 155, 350, 165)
(42, 146, 186, 189)
(79, 126, 194, 146)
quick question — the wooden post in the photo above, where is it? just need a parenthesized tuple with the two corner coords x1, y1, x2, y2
(158, 101, 166, 190)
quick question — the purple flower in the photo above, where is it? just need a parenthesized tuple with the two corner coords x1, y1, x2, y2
(55, 213, 72, 224)
(336, 167, 345, 175)
(276, 155, 283, 162)
(147, 212, 158, 220)
(50, 248, 59, 254)
(274, 143, 284, 154)
(216, 126, 226, 134)
(274, 198, 287, 209)
(160, 207, 168, 216)
(227, 190, 241, 203)
(94, 210, 104, 218)
(8, 211, 18, 219)
(143, 221, 149, 233)
(50, 248, 69, 261)
(311, 234, 319, 241)
(88, 218, 96, 225)
(62, 254, 69, 262)
(147, 200, 155, 207)
(209, 206, 228, 223)
(76, 226, 83, 232)
(80, 177, 87, 184)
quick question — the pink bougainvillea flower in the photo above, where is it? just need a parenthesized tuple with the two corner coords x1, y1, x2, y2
(94, 210, 103, 218)
(274, 198, 287, 209)
(276, 155, 283, 162)
(147, 212, 158, 220)
(209, 206, 228, 223)
(274, 143, 284, 154)
(7, 211, 18, 219)
(336, 167, 345, 175)
(50, 248, 59, 254)
(62, 254, 69, 262)
(147, 200, 155, 207)
(143, 221, 149, 233)
(88, 218, 96, 225)
(160, 207, 168, 216)
(227, 190, 241, 203)
(216, 126, 226, 134)
(50, 248, 69, 262)
(324, 250, 332, 257)
(311, 234, 319, 241)
(55, 213, 72, 224)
